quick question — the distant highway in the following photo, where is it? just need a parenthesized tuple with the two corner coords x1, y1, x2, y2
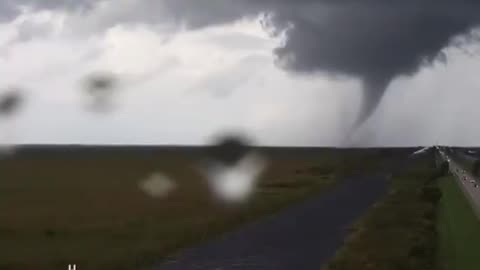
(438, 149, 480, 218)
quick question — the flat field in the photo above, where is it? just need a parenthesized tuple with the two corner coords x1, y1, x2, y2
(1, 146, 397, 269)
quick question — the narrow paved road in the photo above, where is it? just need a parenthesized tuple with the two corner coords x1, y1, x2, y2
(154, 176, 388, 270)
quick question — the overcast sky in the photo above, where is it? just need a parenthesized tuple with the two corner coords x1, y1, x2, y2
(1, 1, 480, 146)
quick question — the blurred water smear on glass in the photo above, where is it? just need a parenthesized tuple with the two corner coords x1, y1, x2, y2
(139, 172, 177, 198)
(204, 152, 267, 204)
(0, 87, 23, 156)
(83, 72, 119, 113)
(0, 87, 23, 117)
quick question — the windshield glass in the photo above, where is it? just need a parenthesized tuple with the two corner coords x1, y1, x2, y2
(1, 1, 480, 269)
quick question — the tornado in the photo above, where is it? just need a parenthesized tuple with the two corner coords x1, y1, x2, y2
(6, 0, 480, 141)
(355, 77, 392, 130)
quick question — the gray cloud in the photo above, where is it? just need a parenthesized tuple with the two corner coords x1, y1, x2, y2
(0, 0, 96, 21)
(164, 0, 480, 128)
(268, 2, 480, 127)
(3, 0, 480, 131)
(100, 0, 480, 129)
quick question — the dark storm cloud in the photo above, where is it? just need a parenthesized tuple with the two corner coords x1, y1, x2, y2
(3, 0, 480, 127)
(158, 0, 480, 127)
(267, 1, 480, 126)
(118, 0, 480, 127)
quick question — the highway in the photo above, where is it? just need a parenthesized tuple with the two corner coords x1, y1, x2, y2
(438, 149, 480, 218)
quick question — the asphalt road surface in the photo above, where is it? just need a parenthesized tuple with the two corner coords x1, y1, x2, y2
(154, 176, 388, 270)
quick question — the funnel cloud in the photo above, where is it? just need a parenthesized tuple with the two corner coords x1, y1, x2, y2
(267, 2, 480, 127)
(2, 0, 480, 140)
(160, 0, 480, 128)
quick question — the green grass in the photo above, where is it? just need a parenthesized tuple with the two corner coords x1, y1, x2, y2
(437, 176, 480, 270)
(324, 155, 441, 270)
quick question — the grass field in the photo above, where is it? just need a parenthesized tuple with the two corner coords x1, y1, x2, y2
(324, 154, 442, 270)
(1, 146, 393, 270)
(437, 175, 480, 270)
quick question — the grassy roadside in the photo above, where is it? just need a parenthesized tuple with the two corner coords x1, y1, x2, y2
(437, 175, 480, 270)
(323, 156, 442, 270)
